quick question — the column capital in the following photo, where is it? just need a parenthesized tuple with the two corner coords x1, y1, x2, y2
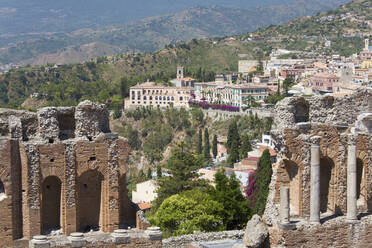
(310, 136, 322, 146)
(347, 134, 357, 146)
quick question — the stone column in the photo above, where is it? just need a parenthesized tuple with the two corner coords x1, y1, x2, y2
(280, 186, 290, 225)
(310, 136, 321, 224)
(347, 134, 358, 221)
(279, 187, 296, 230)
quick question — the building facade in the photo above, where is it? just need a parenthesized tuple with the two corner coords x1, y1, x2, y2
(132, 180, 158, 204)
(310, 73, 340, 93)
(194, 82, 269, 107)
(125, 82, 193, 109)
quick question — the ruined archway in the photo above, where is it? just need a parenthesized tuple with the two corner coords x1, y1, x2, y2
(119, 174, 137, 229)
(41, 176, 61, 234)
(284, 160, 301, 216)
(78, 170, 104, 232)
(0, 180, 4, 194)
(294, 100, 309, 123)
(320, 157, 335, 213)
(356, 158, 365, 208)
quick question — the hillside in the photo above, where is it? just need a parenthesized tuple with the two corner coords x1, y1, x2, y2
(0, 0, 347, 67)
(0, 0, 368, 110)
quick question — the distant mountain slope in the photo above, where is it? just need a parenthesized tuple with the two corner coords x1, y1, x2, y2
(0, 0, 327, 35)
(0, 0, 347, 66)
(0, 0, 367, 109)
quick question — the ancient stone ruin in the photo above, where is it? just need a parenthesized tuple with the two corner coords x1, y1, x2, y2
(0, 100, 160, 248)
(264, 89, 372, 247)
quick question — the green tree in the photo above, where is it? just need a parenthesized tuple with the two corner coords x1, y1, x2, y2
(157, 165, 162, 179)
(240, 135, 252, 159)
(226, 121, 239, 151)
(227, 140, 239, 167)
(127, 127, 141, 150)
(154, 144, 207, 209)
(197, 129, 203, 154)
(212, 134, 218, 158)
(150, 189, 224, 237)
(253, 149, 273, 215)
(210, 170, 252, 230)
(147, 168, 152, 179)
(203, 128, 210, 159)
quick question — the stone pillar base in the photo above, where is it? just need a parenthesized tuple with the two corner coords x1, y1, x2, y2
(68, 232, 87, 248)
(29, 235, 50, 248)
(111, 229, 130, 244)
(145, 227, 162, 241)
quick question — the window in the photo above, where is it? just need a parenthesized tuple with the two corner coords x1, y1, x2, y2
(171, 97, 174, 101)
(180, 97, 183, 101)
(155, 96, 158, 100)
(150, 96, 153, 100)
(143, 96, 147, 100)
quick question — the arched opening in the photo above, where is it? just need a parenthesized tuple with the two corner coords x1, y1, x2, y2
(41, 176, 61, 234)
(0, 180, 4, 194)
(320, 157, 334, 213)
(78, 170, 104, 232)
(284, 160, 301, 216)
(119, 174, 137, 229)
(356, 158, 365, 207)
(294, 101, 309, 123)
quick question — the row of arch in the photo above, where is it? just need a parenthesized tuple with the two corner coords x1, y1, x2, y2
(284, 156, 366, 216)
(40, 170, 130, 234)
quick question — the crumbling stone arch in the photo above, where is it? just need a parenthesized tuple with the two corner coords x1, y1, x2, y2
(283, 160, 301, 216)
(77, 170, 104, 232)
(294, 99, 309, 123)
(0, 180, 4, 194)
(357, 158, 365, 202)
(320, 157, 335, 213)
(41, 176, 62, 234)
(119, 174, 137, 229)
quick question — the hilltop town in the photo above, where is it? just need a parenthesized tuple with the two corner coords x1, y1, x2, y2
(0, 0, 370, 248)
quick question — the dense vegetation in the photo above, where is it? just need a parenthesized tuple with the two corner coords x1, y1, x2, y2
(148, 146, 252, 237)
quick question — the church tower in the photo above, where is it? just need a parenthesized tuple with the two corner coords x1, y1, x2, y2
(365, 39, 369, 50)
(177, 66, 184, 79)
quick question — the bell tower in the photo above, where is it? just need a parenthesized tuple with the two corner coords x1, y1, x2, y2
(365, 39, 369, 50)
(177, 66, 184, 79)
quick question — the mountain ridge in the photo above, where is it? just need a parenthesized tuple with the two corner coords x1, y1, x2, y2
(0, 0, 347, 67)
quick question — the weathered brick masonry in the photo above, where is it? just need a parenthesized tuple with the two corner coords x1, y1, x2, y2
(0, 101, 158, 248)
(264, 89, 372, 247)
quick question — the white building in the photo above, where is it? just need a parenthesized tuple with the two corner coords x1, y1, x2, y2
(132, 180, 158, 203)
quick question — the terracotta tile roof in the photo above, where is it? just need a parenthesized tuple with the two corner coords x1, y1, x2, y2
(258, 146, 277, 156)
(137, 203, 152, 210)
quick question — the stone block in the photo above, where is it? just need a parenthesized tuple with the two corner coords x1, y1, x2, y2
(111, 229, 130, 244)
(29, 235, 50, 248)
(145, 226, 162, 241)
(68, 232, 87, 248)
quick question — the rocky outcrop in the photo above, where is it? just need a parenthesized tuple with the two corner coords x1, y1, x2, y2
(242, 215, 268, 248)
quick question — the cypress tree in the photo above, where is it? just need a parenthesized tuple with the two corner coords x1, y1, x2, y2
(156, 165, 162, 179)
(240, 135, 252, 159)
(197, 129, 203, 154)
(147, 167, 152, 179)
(227, 140, 239, 167)
(254, 149, 273, 215)
(203, 128, 210, 159)
(212, 134, 218, 158)
(226, 121, 239, 151)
